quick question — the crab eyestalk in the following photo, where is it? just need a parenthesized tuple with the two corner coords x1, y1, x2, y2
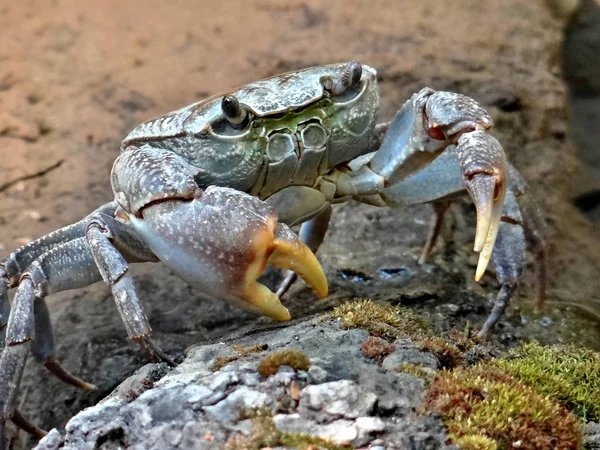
(455, 131, 507, 281)
(320, 60, 362, 95)
(221, 95, 248, 126)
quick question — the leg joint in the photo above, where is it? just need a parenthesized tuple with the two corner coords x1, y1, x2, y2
(1, 257, 21, 287)
(21, 264, 48, 298)
(86, 216, 114, 239)
(86, 226, 128, 285)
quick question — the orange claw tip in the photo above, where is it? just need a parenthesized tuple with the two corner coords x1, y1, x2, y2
(268, 234, 328, 300)
(243, 282, 292, 321)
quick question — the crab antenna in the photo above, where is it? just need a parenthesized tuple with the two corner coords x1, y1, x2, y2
(221, 95, 247, 125)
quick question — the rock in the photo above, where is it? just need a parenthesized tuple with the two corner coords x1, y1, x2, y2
(585, 422, 600, 449)
(299, 380, 378, 419)
(381, 344, 440, 371)
(35, 320, 455, 450)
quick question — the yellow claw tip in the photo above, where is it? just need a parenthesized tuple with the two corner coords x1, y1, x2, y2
(474, 270, 484, 283)
(244, 282, 291, 321)
(269, 238, 328, 300)
(316, 285, 329, 299)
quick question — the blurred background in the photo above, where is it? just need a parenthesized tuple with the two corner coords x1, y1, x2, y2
(0, 0, 599, 447)
(564, 0, 600, 220)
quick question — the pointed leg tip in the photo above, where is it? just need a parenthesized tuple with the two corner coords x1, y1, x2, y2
(476, 328, 489, 339)
(44, 357, 96, 391)
(11, 410, 48, 439)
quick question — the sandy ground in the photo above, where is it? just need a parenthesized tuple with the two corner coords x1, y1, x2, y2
(1, 0, 600, 447)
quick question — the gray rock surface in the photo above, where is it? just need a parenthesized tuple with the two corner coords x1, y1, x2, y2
(35, 319, 455, 450)
(585, 422, 600, 450)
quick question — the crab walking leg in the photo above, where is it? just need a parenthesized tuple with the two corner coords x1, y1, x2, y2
(0, 202, 117, 337)
(30, 296, 96, 388)
(517, 191, 548, 309)
(418, 202, 451, 265)
(276, 205, 332, 298)
(0, 237, 111, 441)
(0, 281, 8, 348)
(84, 214, 174, 365)
(479, 216, 524, 336)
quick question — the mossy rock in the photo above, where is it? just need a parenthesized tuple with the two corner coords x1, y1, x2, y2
(257, 349, 311, 378)
(328, 299, 433, 341)
(423, 366, 582, 450)
(494, 342, 600, 421)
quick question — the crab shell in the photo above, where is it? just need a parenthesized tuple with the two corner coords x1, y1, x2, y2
(120, 63, 381, 197)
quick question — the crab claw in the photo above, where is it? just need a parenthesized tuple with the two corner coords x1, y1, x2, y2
(455, 131, 507, 281)
(242, 220, 328, 320)
(130, 186, 327, 322)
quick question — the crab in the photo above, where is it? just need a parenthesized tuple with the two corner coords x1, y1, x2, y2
(0, 61, 546, 444)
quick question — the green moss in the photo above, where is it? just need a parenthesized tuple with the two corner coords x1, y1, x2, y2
(494, 342, 600, 421)
(397, 362, 432, 380)
(453, 435, 498, 450)
(212, 344, 267, 372)
(226, 409, 353, 450)
(423, 366, 582, 450)
(329, 299, 432, 341)
(258, 349, 310, 378)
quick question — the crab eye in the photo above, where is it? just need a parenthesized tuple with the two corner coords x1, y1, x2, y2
(221, 95, 248, 126)
(321, 61, 364, 100)
(342, 61, 362, 88)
